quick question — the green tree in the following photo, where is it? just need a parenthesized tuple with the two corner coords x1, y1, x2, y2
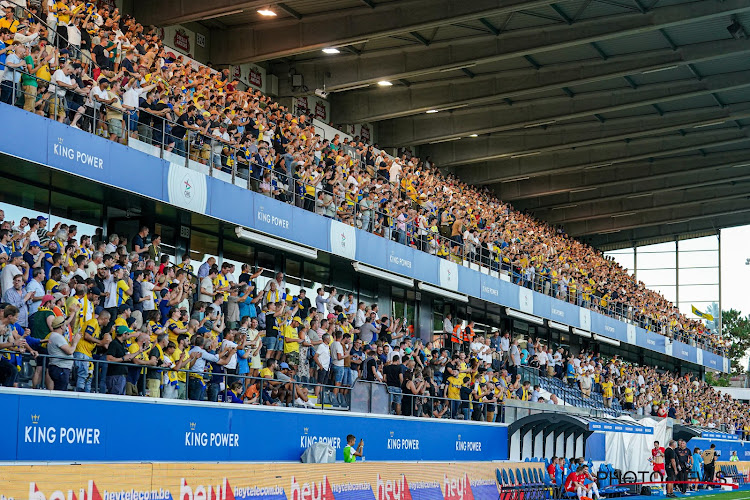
(704, 302, 720, 332)
(704, 372, 730, 387)
(716, 309, 750, 375)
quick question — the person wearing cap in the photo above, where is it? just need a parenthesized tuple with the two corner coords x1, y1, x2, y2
(73, 309, 110, 393)
(23, 239, 43, 271)
(1, 250, 27, 296)
(104, 323, 141, 395)
(34, 215, 49, 245)
(111, 264, 132, 307)
(46, 315, 82, 391)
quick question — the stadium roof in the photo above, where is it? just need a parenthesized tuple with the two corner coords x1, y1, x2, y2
(137, 0, 750, 249)
(508, 413, 653, 436)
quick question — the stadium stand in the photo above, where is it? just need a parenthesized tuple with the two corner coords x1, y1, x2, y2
(0, 0, 729, 358)
(0, 0, 746, 437)
(0, 212, 748, 435)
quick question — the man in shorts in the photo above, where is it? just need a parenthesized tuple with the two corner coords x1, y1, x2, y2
(651, 440, 666, 478)
(564, 466, 590, 500)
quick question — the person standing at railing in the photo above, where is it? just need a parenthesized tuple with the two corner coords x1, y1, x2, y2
(20, 43, 38, 111)
(0, 42, 23, 105)
(47, 315, 81, 391)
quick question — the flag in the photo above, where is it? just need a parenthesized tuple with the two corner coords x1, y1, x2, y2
(692, 305, 714, 321)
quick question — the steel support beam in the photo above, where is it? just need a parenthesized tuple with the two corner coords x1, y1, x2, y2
(134, 0, 270, 26)
(508, 151, 750, 206)
(565, 200, 750, 236)
(427, 104, 750, 167)
(546, 184, 750, 224)
(272, 0, 750, 91)
(331, 39, 750, 123)
(378, 70, 750, 147)
(457, 128, 750, 185)
(208, 0, 560, 64)
(582, 215, 740, 248)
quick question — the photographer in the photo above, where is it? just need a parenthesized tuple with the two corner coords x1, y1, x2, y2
(343, 434, 364, 463)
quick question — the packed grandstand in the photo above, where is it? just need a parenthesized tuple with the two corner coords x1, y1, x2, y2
(0, 212, 748, 436)
(0, 0, 729, 358)
(0, 0, 745, 432)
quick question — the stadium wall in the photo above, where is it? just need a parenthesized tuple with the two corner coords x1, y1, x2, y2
(1, 461, 537, 500)
(1, 390, 508, 464)
(0, 103, 728, 373)
(687, 439, 750, 463)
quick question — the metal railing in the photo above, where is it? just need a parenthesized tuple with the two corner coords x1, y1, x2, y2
(3, 348, 354, 408)
(0, 68, 724, 356)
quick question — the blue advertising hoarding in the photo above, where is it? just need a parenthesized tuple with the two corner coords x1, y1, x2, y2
(588, 422, 653, 434)
(688, 438, 750, 461)
(0, 104, 730, 372)
(4, 390, 508, 463)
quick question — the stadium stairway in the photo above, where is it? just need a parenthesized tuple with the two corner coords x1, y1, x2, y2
(539, 377, 622, 416)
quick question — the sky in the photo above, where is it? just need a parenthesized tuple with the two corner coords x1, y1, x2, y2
(720, 225, 750, 316)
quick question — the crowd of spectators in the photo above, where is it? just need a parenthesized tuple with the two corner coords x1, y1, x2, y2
(0, 0, 727, 357)
(599, 358, 750, 438)
(537, 348, 750, 439)
(0, 212, 745, 430)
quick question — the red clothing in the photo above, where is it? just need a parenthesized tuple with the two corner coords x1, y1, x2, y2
(564, 472, 581, 492)
(652, 446, 665, 471)
(548, 464, 556, 478)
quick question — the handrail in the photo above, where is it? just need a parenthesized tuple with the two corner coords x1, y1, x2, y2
(4, 348, 352, 407)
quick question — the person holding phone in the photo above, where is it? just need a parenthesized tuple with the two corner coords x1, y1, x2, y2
(343, 434, 364, 463)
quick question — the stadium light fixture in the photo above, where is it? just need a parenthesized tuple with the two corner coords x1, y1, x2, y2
(428, 137, 461, 144)
(352, 262, 414, 288)
(257, 8, 277, 16)
(524, 120, 556, 128)
(322, 48, 341, 54)
(693, 121, 725, 129)
(584, 162, 614, 170)
(593, 334, 620, 347)
(548, 321, 570, 332)
(641, 65, 677, 74)
(439, 63, 477, 73)
(505, 308, 544, 325)
(469, 134, 478, 137)
(572, 328, 592, 338)
(203, 9, 244, 20)
(418, 282, 469, 303)
(501, 176, 530, 183)
(510, 151, 541, 159)
(235, 227, 318, 259)
(426, 109, 439, 114)
(377, 80, 393, 86)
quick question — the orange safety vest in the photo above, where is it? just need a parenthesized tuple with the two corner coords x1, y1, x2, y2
(463, 326, 474, 343)
(451, 325, 462, 343)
